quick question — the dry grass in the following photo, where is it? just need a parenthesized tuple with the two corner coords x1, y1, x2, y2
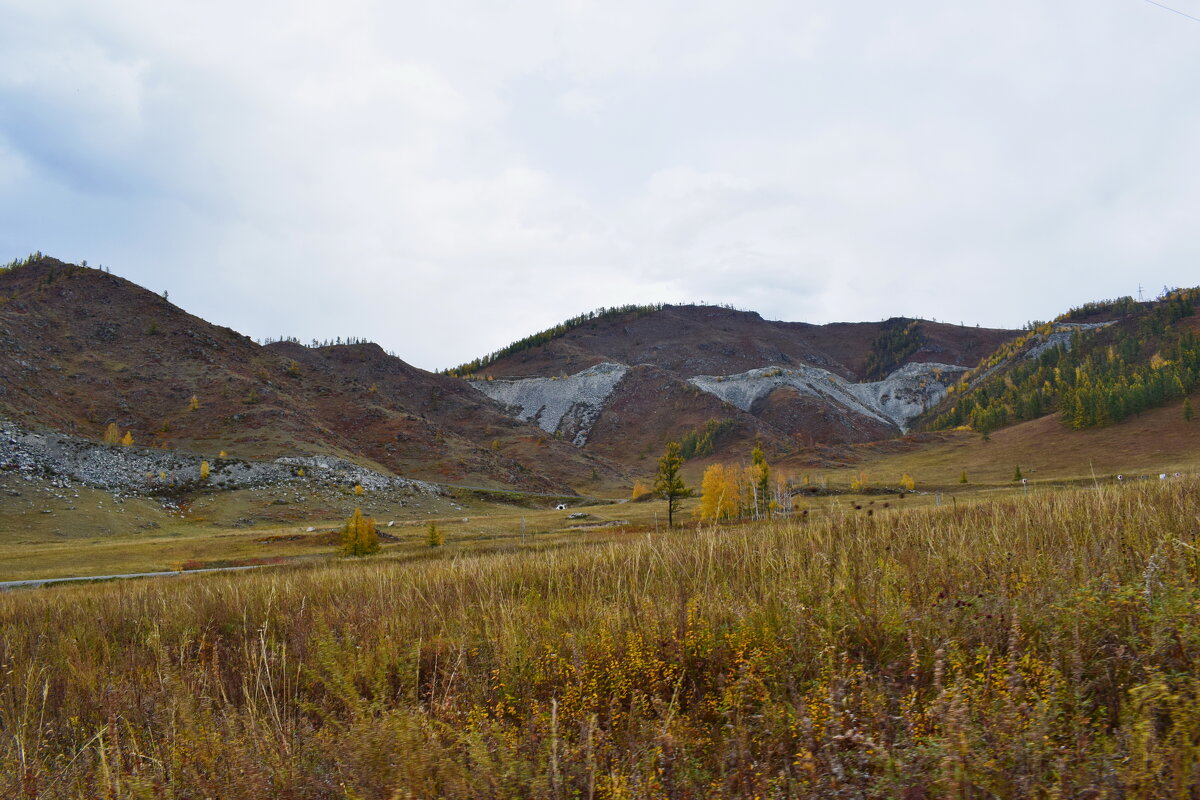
(2, 480, 1200, 797)
(790, 393, 1200, 490)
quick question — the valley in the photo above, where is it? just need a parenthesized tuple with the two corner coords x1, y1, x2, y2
(3, 255, 1200, 797)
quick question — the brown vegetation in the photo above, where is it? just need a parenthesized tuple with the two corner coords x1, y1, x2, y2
(3, 479, 1200, 796)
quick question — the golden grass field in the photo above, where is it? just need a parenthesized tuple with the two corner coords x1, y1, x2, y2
(3, 476, 1200, 797)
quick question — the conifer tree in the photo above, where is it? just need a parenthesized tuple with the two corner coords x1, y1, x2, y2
(427, 522, 443, 548)
(188, 394, 200, 411)
(653, 441, 691, 528)
(1013, 465, 1023, 481)
(121, 431, 133, 446)
(200, 461, 210, 481)
(341, 508, 380, 556)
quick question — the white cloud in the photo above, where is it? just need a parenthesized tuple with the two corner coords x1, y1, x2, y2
(1, 0, 1199, 368)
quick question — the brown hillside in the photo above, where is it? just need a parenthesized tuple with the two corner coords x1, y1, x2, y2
(0, 258, 620, 492)
(782, 394, 1200, 488)
(583, 365, 790, 468)
(478, 305, 1018, 380)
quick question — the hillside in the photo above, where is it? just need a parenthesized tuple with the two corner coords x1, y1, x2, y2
(0, 257, 620, 492)
(919, 289, 1200, 437)
(785, 391, 1200, 489)
(464, 304, 1015, 380)
(459, 304, 1020, 463)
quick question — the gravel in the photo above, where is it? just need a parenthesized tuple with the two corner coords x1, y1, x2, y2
(0, 418, 438, 497)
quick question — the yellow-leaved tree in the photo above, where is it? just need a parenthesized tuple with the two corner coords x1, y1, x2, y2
(188, 394, 200, 411)
(121, 431, 134, 447)
(630, 479, 652, 500)
(353, 483, 365, 496)
(697, 463, 741, 521)
(341, 508, 380, 556)
(102, 423, 121, 445)
(200, 461, 210, 481)
(900, 473, 915, 491)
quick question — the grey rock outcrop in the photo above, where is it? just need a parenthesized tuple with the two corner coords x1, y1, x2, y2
(469, 363, 629, 446)
(690, 362, 966, 432)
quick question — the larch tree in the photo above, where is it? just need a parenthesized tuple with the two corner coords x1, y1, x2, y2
(653, 441, 691, 528)
(341, 508, 380, 556)
(121, 431, 134, 447)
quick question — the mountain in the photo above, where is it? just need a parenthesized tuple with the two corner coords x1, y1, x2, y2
(0, 257, 619, 492)
(458, 304, 1021, 465)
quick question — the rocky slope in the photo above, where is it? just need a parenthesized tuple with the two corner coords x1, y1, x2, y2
(0, 258, 622, 493)
(1, 418, 438, 496)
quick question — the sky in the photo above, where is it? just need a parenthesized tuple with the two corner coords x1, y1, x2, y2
(2, 1, 1199, 371)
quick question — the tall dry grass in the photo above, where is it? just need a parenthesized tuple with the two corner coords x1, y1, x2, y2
(2, 480, 1200, 797)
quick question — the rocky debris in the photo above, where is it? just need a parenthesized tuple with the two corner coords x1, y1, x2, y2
(0, 417, 439, 498)
(690, 362, 966, 432)
(468, 363, 629, 446)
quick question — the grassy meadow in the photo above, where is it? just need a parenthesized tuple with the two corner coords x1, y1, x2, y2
(3, 478, 1200, 797)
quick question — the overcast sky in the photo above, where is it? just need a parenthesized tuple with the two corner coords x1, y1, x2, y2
(2, 1, 1198, 370)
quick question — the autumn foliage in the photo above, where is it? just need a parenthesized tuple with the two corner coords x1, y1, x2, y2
(340, 507, 380, 556)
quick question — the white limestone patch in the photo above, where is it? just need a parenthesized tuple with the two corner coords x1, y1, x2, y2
(469, 363, 629, 446)
(689, 362, 966, 432)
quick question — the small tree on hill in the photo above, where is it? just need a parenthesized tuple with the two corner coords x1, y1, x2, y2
(121, 431, 134, 447)
(427, 522, 443, 548)
(199, 460, 210, 481)
(1013, 465, 1023, 482)
(900, 473, 915, 491)
(631, 479, 651, 500)
(188, 394, 200, 411)
(960, 471, 969, 484)
(354, 483, 365, 496)
(102, 423, 121, 445)
(341, 508, 380, 556)
(653, 441, 692, 528)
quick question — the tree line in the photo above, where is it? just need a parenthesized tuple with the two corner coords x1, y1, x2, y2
(863, 318, 926, 381)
